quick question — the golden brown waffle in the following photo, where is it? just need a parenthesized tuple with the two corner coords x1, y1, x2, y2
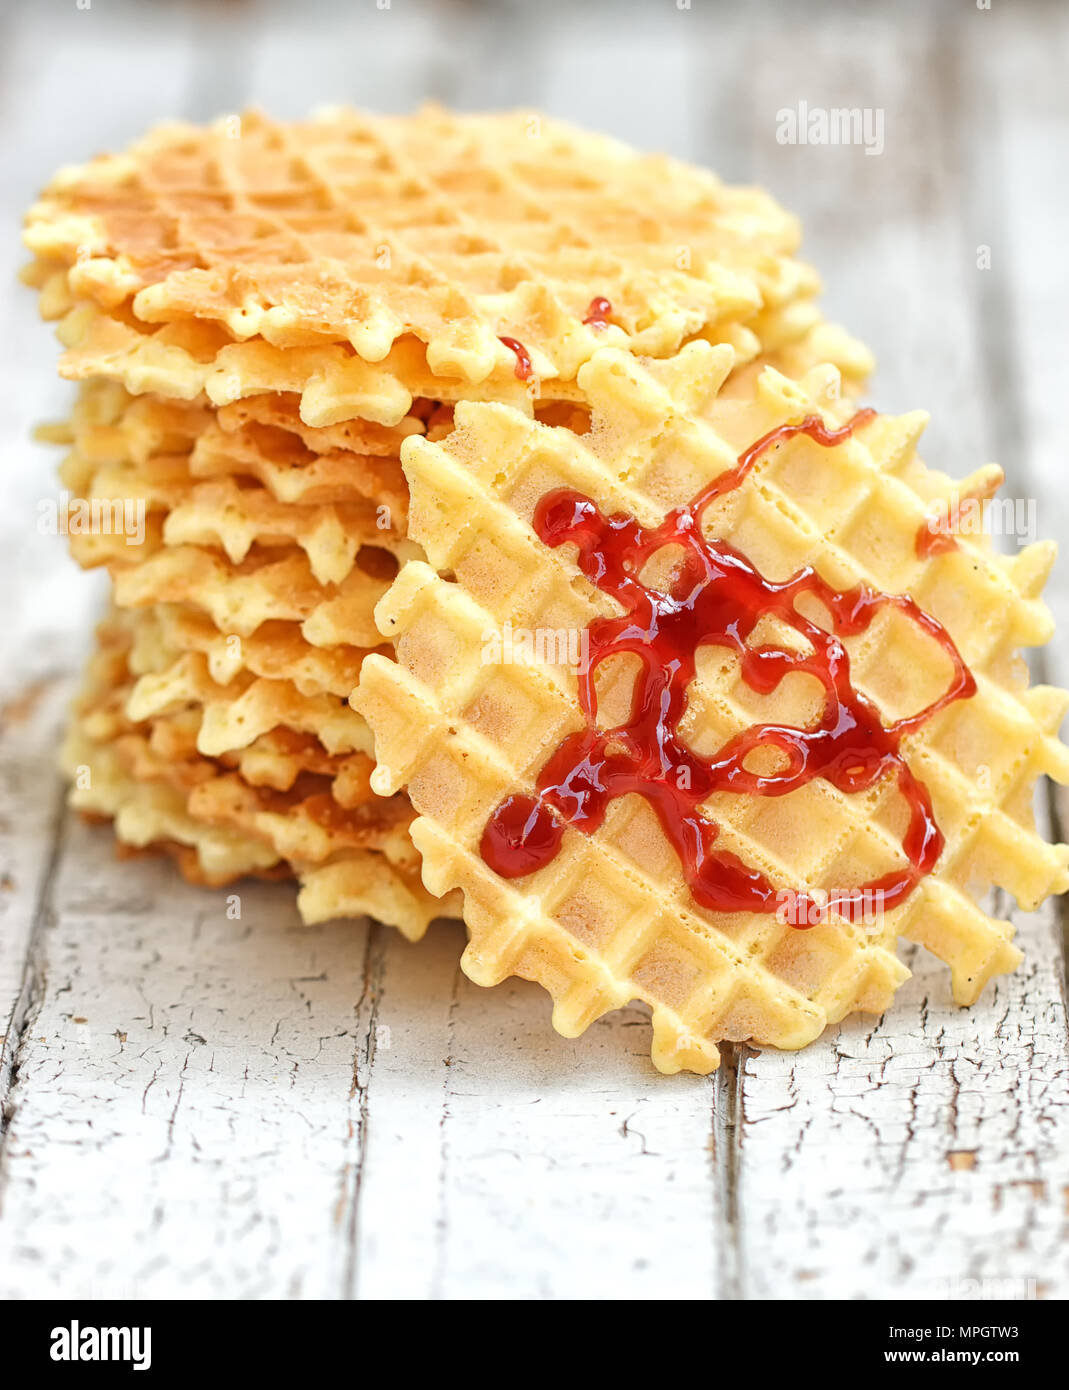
(67, 613, 454, 938)
(76, 611, 406, 856)
(65, 724, 285, 888)
(43, 298, 871, 425)
(50, 382, 418, 703)
(51, 377, 425, 475)
(67, 711, 449, 934)
(65, 640, 289, 889)
(134, 604, 368, 700)
(125, 649, 372, 759)
(354, 345, 1069, 1073)
(108, 545, 389, 649)
(49, 380, 450, 931)
(24, 106, 865, 390)
(65, 470, 414, 584)
(53, 379, 418, 584)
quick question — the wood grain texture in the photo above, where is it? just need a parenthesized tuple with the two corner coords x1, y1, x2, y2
(736, 903, 1068, 1301)
(0, 0, 1065, 1300)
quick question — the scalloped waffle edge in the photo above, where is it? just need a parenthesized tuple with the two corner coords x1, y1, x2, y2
(23, 105, 869, 395)
(354, 345, 1069, 1073)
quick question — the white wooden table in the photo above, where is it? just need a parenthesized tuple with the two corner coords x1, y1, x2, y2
(1, 0, 1066, 1301)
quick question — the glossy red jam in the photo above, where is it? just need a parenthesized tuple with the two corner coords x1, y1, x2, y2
(481, 411, 975, 925)
(499, 335, 533, 380)
(583, 296, 613, 328)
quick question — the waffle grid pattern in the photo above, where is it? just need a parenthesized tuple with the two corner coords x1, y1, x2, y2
(354, 344, 1069, 1072)
(26, 107, 824, 383)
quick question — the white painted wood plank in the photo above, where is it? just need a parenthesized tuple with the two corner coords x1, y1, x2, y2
(344, 3, 730, 1303)
(738, 903, 1068, 1301)
(0, 0, 203, 1141)
(318, 4, 734, 1301)
(2, 834, 724, 1301)
(359, 961, 723, 1300)
(536, 2, 704, 159)
(0, 824, 380, 1300)
(2, 0, 200, 181)
(723, 0, 1069, 1299)
(967, 4, 1069, 685)
(717, 0, 991, 463)
(432, 999, 722, 1301)
(1, 0, 477, 1304)
(0, 679, 72, 1129)
(344, 922, 465, 1300)
(0, 0, 383, 1302)
(1, 0, 202, 687)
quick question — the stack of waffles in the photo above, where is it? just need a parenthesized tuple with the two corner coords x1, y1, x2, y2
(23, 108, 1069, 1072)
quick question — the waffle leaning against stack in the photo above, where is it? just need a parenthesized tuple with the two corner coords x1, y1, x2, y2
(23, 106, 868, 945)
(355, 346, 1069, 1072)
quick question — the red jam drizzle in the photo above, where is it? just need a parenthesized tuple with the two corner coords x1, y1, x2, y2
(915, 487, 985, 559)
(583, 296, 613, 329)
(916, 522, 957, 559)
(480, 411, 976, 925)
(499, 335, 533, 381)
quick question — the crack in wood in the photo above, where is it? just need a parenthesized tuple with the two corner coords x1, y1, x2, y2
(429, 956, 463, 1302)
(712, 1042, 743, 1298)
(343, 920, 386, 1299)
(0, 788, 69, 1215)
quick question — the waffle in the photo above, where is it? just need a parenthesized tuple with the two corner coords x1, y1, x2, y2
(52, 389, 413, 676)
(54, 379, 418, 582)
(65, 721, 287, 888)
(65, 622, 290, 886)
(51, 377, 426, 478)
(78, 611, 408, 858)
(24, 106, 870, 397)
(353, 344, 1069, 1073)
(68, 709, 448, 936)
(48, 378, 453, 933)
(32, 106, 1063, 1076)
(68, 612, 453, 939)
(64, 468, 416, 585)
(43, 297, 872, 424)
(133, 604, 368, 700)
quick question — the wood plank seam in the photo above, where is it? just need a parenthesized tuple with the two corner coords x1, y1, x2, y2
(344, 920, 387, 1300)
(429, 956, 463, 1302)
(712, 1043, 743, 1299)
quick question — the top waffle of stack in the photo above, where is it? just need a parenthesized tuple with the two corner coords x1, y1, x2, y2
(23, 105, 870, 404)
